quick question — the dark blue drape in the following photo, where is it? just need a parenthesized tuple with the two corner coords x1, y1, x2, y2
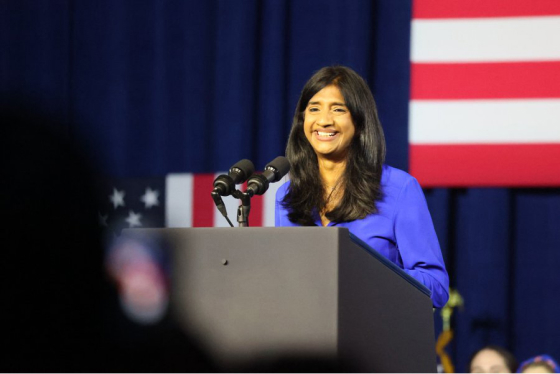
(2, 0, 560, 371)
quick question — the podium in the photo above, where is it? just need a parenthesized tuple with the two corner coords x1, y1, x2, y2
(130, 227, 436, 372)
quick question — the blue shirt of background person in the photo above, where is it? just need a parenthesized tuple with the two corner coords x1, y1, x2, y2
(274, 65, 449, 308)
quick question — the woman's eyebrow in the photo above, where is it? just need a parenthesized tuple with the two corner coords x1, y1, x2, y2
(308, 100, 346, 106)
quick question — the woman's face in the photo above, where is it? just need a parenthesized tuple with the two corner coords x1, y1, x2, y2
(303, 85, 355, 161)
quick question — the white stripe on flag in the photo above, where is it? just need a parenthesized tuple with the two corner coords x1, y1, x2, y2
(411, 16, 560, 62)
(165, 173, 193, 227)
(409, 99, 560, 144)
(263, 176, 289, 227)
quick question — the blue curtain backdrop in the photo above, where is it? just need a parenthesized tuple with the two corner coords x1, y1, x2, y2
(2, 0, 560, 371)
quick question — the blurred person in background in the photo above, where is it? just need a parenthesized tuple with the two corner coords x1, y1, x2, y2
(469, 345, 518, 373)
(517, 354, 559, 373)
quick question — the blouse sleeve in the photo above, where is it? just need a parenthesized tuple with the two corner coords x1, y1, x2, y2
(394, 177, 449, 308)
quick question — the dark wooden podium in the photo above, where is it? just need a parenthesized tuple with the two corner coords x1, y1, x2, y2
(129, 227, 436, 372)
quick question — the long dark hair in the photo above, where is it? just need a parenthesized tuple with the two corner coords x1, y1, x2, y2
(282, 66, 386, 225)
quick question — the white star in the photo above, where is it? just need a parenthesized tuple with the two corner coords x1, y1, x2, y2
(98, 212, 108, 227)
(125, 210, 142, 228)
(109, 188, 125, 209)
(140, 187, 160, 209)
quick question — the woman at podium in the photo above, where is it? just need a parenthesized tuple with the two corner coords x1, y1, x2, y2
(275, 65, 449, 308)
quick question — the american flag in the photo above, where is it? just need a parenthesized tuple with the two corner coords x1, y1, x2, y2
(409, 0, 560, 187)
(165, 173, 286, 227)
(98, 173, 285, 232)
(97, 178, 166, 234)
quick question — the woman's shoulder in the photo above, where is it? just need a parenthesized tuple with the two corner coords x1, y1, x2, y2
(381, 164, 418, 189)
(380, 165, 427, 210)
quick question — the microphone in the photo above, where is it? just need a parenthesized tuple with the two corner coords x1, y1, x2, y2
(212, 159, 255, 228)
(213, 159, 255, 196)
(246, 156, 290, 196)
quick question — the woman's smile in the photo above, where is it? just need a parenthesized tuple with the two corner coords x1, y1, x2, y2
(314, 130, 339, 141)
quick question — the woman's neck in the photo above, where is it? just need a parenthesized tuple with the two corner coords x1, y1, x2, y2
(318, 157, 346, 188)
(317, 155, 348, 226)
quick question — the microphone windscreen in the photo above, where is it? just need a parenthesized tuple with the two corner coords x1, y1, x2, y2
(230, 159, 255, 182)
(266, 156, 291, 182)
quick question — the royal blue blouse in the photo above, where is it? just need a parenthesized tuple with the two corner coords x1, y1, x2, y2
(275, 165, 450, 308)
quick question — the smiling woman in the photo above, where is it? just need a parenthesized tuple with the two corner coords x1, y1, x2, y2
(275, 65, 450, 308)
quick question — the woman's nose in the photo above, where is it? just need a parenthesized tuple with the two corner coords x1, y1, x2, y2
(316, 111, 333, 126)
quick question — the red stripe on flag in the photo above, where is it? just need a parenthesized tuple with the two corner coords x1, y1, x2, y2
(413, 0, 560, 19)
(192, 174, 215, 227)
(240, 182, 263, 227)
(410, 144, 560, 187)
(411, 62, 560, 100)
(251, 194, 264, 227)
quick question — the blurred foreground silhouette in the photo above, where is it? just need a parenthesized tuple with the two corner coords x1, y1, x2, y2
(0, 106, 214, 372)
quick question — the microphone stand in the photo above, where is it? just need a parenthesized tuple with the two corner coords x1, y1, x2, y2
(232, 190, 251, 227)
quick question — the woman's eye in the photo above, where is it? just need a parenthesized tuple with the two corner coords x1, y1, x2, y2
(308, 107, 319, 112)
(333, 108, 346, 113)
